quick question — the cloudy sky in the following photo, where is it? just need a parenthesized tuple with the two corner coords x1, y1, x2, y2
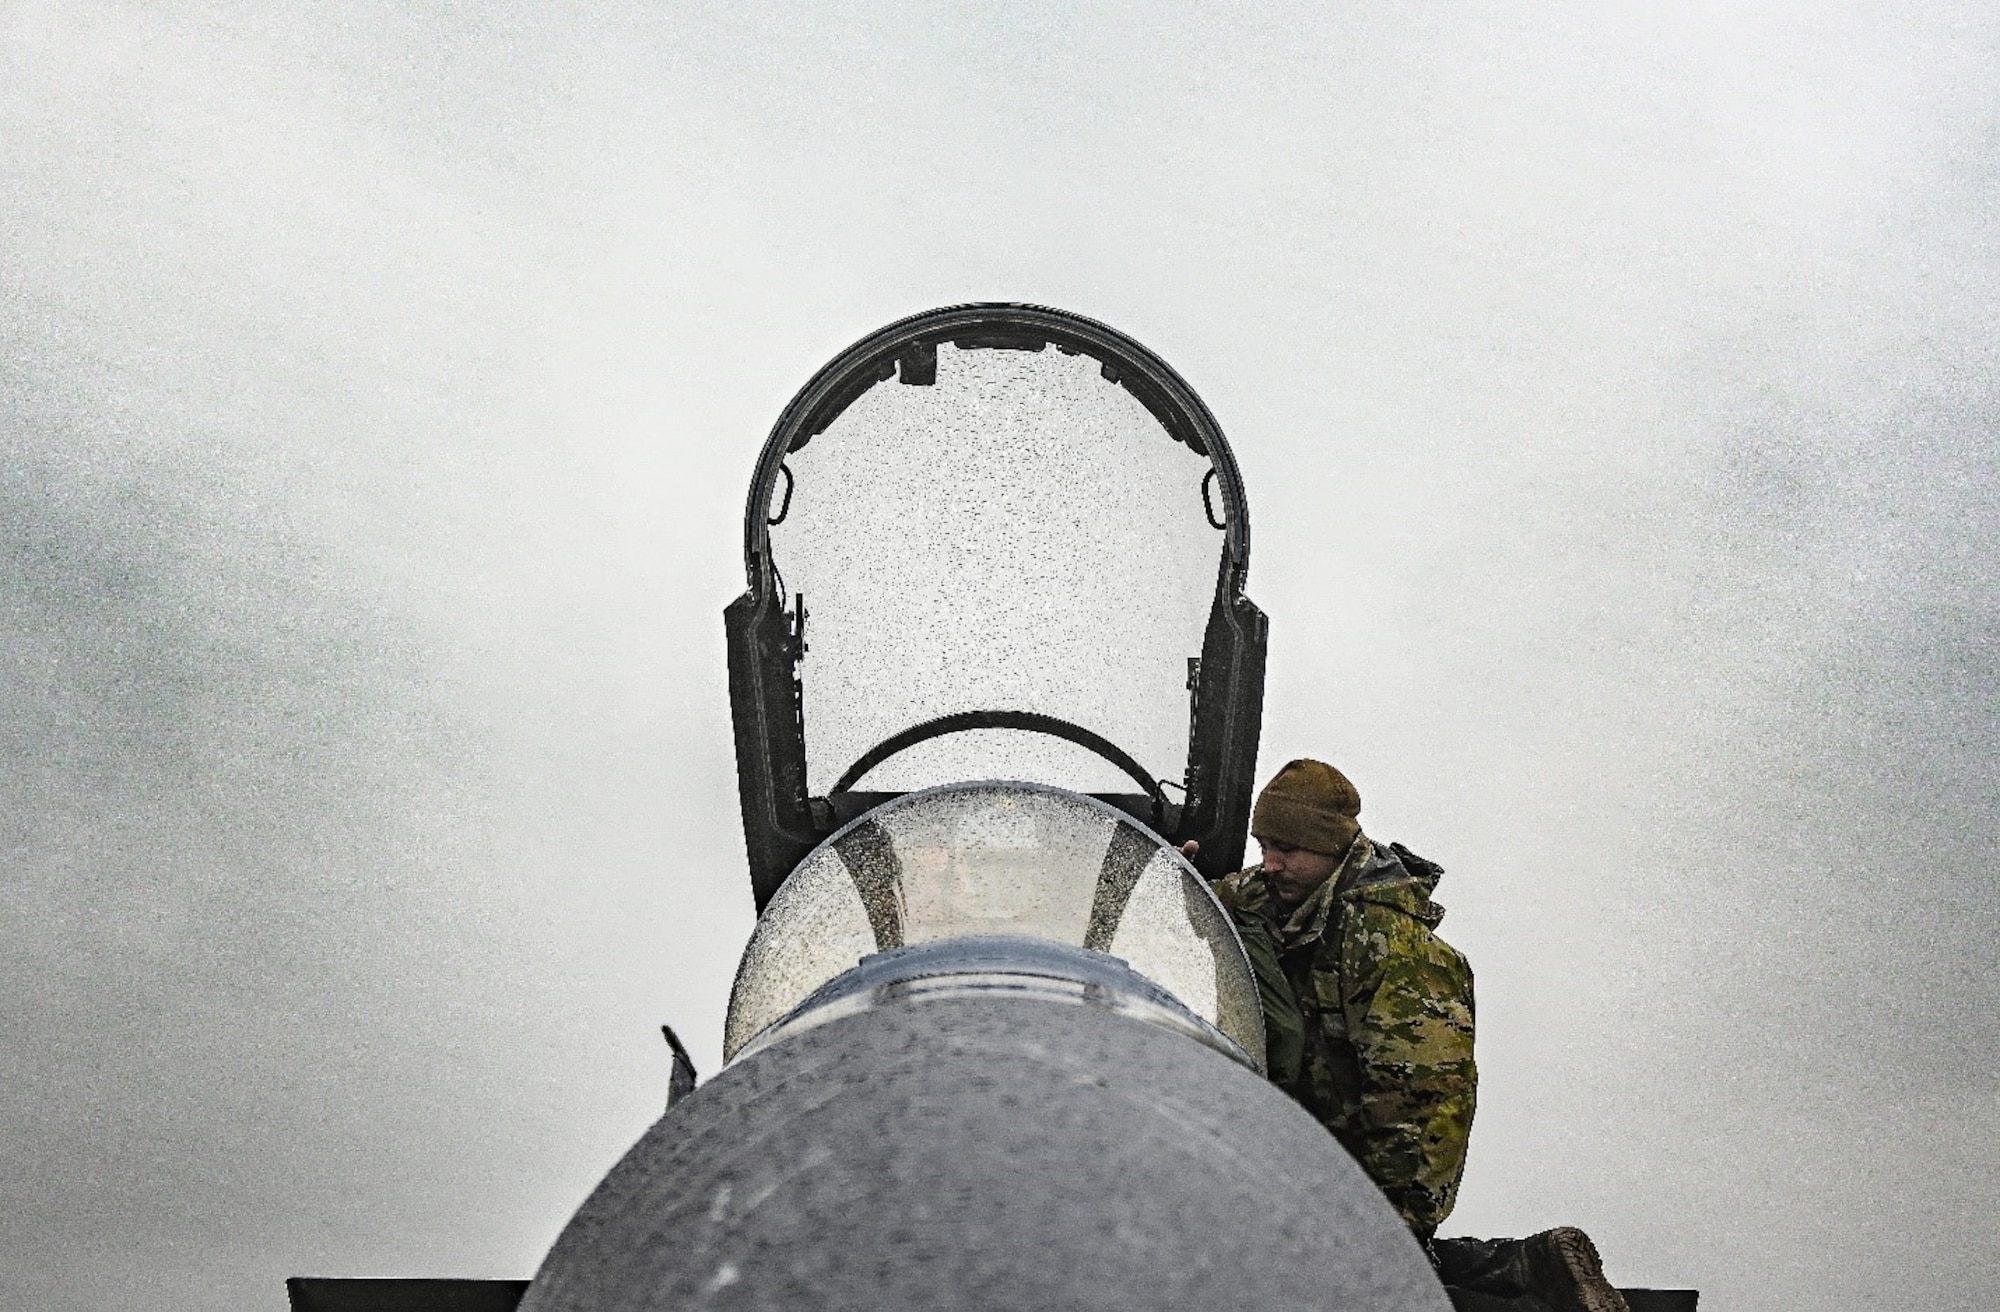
(3, 3, 1995, 1309)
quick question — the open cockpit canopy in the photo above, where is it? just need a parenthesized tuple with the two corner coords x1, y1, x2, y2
(727, 305, 1266, 909)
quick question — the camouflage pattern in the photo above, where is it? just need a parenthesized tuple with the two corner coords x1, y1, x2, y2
(1216, 835, 1477, 1237)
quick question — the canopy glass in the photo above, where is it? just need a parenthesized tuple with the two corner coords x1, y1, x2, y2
(768, 342, 1218, 796)
(724, 783, 1263, 1064)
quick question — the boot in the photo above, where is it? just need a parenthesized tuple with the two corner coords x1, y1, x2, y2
(1521, 1227, 1630, 1312)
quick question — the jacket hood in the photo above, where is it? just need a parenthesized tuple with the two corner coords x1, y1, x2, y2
(1338, 837, 1447, 930)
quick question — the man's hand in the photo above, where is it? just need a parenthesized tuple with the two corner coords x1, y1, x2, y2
(1177, 840, 1200, 859)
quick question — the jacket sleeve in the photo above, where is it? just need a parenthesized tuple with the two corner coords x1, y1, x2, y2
(1213, 873, 1307, 1090)
(1232, 912, 1306, 1092)
(1338, 902, 1478, 1236)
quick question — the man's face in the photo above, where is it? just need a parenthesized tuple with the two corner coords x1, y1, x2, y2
(1258, 838, 1343, 910)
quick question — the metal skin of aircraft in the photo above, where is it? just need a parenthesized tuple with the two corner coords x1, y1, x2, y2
(290, 306, 1691, 1311)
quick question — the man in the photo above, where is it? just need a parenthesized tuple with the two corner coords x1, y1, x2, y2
(1211, 759, 1629, 1312)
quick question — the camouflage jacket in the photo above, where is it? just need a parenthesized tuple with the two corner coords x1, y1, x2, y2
(1216, 836, 1477, 1237)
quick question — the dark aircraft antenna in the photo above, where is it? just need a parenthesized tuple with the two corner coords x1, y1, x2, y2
(725, 303, 1268, 910)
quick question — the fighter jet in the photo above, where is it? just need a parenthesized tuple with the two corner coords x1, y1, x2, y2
(295, 306, 1685, 1310)
(514, 302, 1452, 1311)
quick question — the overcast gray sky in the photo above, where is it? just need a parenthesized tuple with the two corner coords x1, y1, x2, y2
(2, 3, 1995, 1309)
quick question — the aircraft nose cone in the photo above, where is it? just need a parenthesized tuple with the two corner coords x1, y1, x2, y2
(521, 991, 1447, 1312)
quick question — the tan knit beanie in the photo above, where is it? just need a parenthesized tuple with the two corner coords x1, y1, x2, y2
(1250, 759, 1361, 855)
